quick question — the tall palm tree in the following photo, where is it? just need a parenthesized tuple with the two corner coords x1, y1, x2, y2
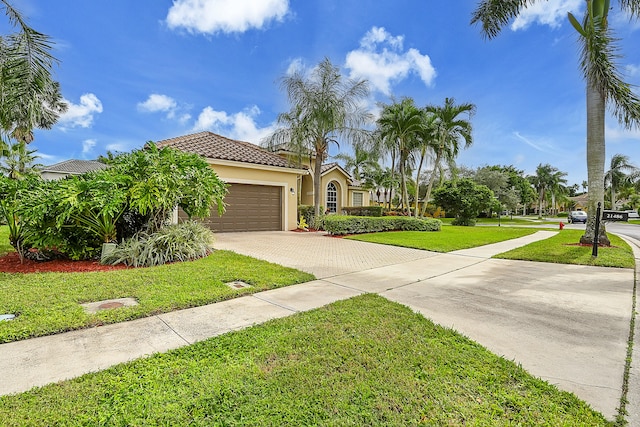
(413, 111, 437, 216)
(472, 0, 640, 246)
(548, 168, 568, 215)
(605, 153, 639, 208)
(528, 163, 555, 218)
(376, 98, 424, 213)
(421, 97, 475, 216)
(0, 0, 67, 143)
(264, 58, 372, 217)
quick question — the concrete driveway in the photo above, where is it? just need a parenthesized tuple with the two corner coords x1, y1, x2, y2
(215, 231, 635, 420)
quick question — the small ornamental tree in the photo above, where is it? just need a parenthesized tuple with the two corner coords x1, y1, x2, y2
(15, 143, 227, 260)
(432, 178, 494, 226)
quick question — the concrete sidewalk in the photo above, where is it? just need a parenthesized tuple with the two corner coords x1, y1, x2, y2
(0, 230, 635, 422)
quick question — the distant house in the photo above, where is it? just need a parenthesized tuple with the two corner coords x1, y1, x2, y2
(569, 193, 589, 212)
(40, 159, 109, 181)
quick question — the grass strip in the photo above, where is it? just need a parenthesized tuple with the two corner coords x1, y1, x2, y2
(0, 250, 314, 343)
(0, 226, 12, 256)
(346, 227, 538, 252)
(0, 295, 611, 426)
(494, 230, 634, 268)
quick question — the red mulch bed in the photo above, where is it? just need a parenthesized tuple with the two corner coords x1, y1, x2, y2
(0, 252, 131, 274)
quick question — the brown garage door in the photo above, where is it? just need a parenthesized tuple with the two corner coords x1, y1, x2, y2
(179, 183, 282, 232)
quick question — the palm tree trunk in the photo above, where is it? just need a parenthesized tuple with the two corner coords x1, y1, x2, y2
(414, 148, 426, 217)
(313, 144, 324, 218)
(421, 149, 442, 216)
(538, 189, 544, 219)
(580, 82, 610, 245)
(388, 151, 396, 211)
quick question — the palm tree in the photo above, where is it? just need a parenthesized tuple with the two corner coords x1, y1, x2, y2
(528, 163, 556, 218)
(264, 58, 372, 217)
(548, 168, 568, 215)
(333, 142, 380, 181)
(376, 98, 424, 214)
(605, 153, 639, 209)
(421, 97, 475, 216)
(0, 0, 67, 143)
(471, 0, 640, 246)
(413, 111, 437, 216)
(0, 140, 41, 179)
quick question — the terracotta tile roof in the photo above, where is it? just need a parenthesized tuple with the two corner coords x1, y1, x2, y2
(41, 159, 109, 174)
(156, 131, 298, 169)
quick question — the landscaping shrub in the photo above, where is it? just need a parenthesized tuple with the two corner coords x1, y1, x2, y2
(298, 205, 315, 225)
(323, 215, 441, 235)
(102, 221, 214, 267)
(341, 206, 383, 217)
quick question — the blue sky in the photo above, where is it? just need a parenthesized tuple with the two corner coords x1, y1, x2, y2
(10, 0, 640, 186)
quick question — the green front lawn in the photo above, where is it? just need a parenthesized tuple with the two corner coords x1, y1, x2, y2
(0, 250, 314, 343)
(494, 229, 634, 268)
(346, 226, 538, 252)
(0, 295, 610, 426)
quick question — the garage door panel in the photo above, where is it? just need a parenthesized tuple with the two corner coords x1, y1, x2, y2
(179, 183, 282, 232)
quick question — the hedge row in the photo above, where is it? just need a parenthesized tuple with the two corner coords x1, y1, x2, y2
(323, 215, 441, 236)
(341, 206, 383, 217)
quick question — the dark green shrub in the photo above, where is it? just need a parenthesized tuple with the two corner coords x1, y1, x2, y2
(557, 212, 568, 217)
(298, 205, 315, 225)
(102, 221, 214, 267)
(341, 206, 383, 217)
(323, 215, 441, 235)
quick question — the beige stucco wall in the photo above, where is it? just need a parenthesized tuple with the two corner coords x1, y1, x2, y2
(208, 160, 305, 231)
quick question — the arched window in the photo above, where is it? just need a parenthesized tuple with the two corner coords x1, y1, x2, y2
(327, 182, 337, 213)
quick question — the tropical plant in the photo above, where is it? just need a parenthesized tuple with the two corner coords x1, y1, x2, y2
(0, 140, 42, 179)
(421, 98, 475, 216)
(102, 221, 214, 267)
(376, 98, 425, 214)
(412, 111, 438, 216)
(0, 174, 38, 261)
(264, 58, 372, 218)
(0, 1, 67, 144)
(548, 168, 568, 215)
(333, 141, 380, 181)
(432, 178, 495, 226)
(15, 144, 227, 260)
(471, 0, 640, 246)
(605, 153, 639, 208)
(528, 163, 564, 218)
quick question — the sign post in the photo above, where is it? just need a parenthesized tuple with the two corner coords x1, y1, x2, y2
(592, 202, 601, 257)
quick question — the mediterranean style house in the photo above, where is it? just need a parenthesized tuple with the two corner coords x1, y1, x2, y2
(156, 131, 370, 232)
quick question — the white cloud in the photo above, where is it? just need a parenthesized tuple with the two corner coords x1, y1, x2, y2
(137, 93, 192, 123)
(511, 0, 583, 31)
(166, 0, 289, 35)
(626, 64, 640, 78)
(137, 94, 177, 115)
(607, 126, 640, 141)
(105, 143, 128, 153)
(58, 93, 103, 129)
(286, 57, 305, 76)
(82, 139, 96, 156)
(192, 105, 276, 143)
(345, 26, 436, 95)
